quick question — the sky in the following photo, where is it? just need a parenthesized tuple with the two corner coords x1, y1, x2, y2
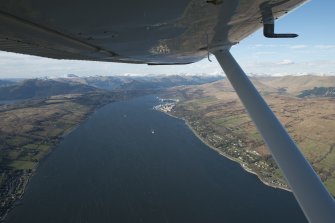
(0, 0, 334, 78)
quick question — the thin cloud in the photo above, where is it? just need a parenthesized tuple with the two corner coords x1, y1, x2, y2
(277, 59, 294, 65)
(255, 51, 276, 55)
(290, 45, 308, 49)
(252, 44, 287, 48)
(314, 45, 335, 49)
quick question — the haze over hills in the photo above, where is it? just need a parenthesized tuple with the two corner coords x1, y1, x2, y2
(58, 75, 224, 90)
(0, 75, 223, 100)
(256, 75, 335, 95)
(0, 79, 98, 100)
(0, 80, 16, 88)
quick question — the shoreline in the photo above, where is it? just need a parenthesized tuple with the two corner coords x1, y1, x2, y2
(0, 101, 114, 222)
(0, 115, 86, 223)
(158, 108, 291, 193)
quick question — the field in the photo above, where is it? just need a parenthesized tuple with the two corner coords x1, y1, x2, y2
(0, 92, 118, 220)
(164, 76, 335, 195)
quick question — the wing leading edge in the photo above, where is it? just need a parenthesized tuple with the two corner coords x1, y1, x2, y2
(0, 0, 306, 64)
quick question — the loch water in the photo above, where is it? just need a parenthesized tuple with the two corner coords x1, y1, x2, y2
(5, 95, 307, 223)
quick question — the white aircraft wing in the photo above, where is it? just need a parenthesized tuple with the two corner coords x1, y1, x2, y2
(0, 0, 304, 64)
(3, 1, 335, 223)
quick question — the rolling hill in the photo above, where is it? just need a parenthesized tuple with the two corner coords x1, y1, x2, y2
(0, 79, 99, 100)
(257, 75, 335, 95)
(163, 75, 335, 195)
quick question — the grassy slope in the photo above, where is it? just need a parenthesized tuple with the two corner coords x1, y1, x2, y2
(165, 76, 335, 195)
(258, 75, 335, 94)
(0, 92, 117, 219)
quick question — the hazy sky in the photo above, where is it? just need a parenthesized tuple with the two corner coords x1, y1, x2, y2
(0, 0, 334, 78)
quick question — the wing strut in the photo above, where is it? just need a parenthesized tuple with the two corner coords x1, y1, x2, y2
(213, 50, 335, 223)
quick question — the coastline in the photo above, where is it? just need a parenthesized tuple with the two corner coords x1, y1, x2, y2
(1, 117, 83, 222)
(0, 101, 114, 222)
(159, 108, 291, 193)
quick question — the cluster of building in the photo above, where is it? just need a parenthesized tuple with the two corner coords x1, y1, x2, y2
(153, 98, 179, 113)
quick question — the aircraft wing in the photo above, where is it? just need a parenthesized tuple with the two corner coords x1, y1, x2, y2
(2, 1, 335, 222)
(0, 0, 305, 65)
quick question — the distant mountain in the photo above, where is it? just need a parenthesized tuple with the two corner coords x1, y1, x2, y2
(0, 79, 16, 87)
(56, 75, 224, 90)
(85, 76, 131, 90)
(0, 75, 223, 100)
(66, 74, 79, 78)
(183, 77, 279, 95)
(256, 75, 335, 94)
(166, 75, 335, 100)
(112, 75, 224, 90)
(0, 79, 98, 100)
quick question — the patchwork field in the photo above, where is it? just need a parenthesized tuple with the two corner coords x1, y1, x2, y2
(163, 75, 335, 195)
(0, 92, 119, 220)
